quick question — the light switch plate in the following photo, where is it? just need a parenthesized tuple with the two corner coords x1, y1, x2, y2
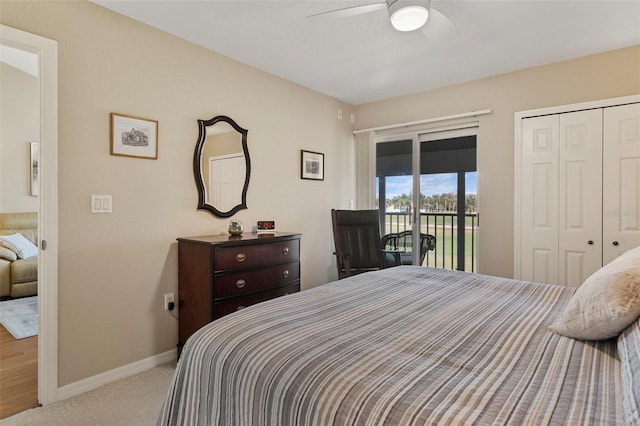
(91, 195, 112, 214)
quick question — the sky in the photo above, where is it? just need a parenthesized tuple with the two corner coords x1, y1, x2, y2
(381, 172, 477, 199)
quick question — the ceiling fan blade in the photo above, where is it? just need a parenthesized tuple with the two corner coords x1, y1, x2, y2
(307, 2, 386, 21)
(421, 8, 458, 42)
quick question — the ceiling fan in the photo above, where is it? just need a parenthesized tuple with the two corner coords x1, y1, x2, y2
(307, 0, 457, 41)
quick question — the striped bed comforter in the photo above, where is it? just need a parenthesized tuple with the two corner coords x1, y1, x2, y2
(159, 266, 620, 425)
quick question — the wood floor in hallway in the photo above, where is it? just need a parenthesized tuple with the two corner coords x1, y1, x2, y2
(0, 324, 38, 419)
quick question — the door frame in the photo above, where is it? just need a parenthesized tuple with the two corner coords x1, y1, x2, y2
(513, 94, 640, 280)
(1, 24, 59, 405)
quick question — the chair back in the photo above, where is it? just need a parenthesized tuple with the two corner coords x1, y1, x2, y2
(381, 230, 436, 265)
(331, 209, 384, 279)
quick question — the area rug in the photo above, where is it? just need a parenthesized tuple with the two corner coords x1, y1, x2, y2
(0, 296, 38, 339)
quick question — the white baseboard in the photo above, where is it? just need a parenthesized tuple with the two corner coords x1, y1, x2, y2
(57, 349, 176, 401)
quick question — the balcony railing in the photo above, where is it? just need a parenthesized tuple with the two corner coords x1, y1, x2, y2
(383, 212, 478, 272)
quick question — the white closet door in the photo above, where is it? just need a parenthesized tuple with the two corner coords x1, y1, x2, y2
(520, 115, 559, 284)
(603, 103, 640, 264)
(558, 110, 603, 287)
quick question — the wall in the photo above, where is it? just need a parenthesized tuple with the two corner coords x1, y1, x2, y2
(0, 62, 39, 213)
(1, 1, 354, 386)
(355, 45, 640, 279)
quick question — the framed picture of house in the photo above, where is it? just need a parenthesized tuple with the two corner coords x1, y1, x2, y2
(110, 113, 158, 159)
(301, 150, 324, 181)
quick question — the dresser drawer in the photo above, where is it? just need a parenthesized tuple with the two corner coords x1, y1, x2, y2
(215, 239, 299, 271)
(214, 261, 300, 299)
(213, 282, 300, 320)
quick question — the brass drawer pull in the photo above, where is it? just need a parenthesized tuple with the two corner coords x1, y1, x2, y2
(236, 279, 246, 289)
(282, 270, 289, 278)
(236, 305, 245, 311)
(236, 253, 246, 262)
(282, 247, 289, 255)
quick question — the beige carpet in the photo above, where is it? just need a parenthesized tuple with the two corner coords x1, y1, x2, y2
(1, 363, 175, 426)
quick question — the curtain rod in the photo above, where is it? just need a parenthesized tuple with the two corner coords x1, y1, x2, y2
(353, 109, 492, 134)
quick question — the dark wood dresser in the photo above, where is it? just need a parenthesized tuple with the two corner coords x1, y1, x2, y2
(177, 232, 301, 352)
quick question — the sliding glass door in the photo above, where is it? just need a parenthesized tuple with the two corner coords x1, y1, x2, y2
(376, 131, 478, 271)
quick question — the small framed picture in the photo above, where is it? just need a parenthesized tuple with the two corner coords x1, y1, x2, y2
(30, 142, 39, 197)
(110, 113, 158, 159)
(301, 150, 324, 181)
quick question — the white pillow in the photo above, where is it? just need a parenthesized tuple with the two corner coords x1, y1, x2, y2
(0, 232, 38, 259)
(549, 245, 640, 340)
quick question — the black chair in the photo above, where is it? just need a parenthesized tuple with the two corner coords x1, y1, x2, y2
(381, 230, 436, 266)
(331, 209, 388, 279)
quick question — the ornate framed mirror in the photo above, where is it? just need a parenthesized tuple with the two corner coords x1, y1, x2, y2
(194, 115, 250, 218)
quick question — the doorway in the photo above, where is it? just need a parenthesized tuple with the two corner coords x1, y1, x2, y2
(376, 130, 478, 271)
(0, 43, 39, 418)
(0, 24, 59, 415)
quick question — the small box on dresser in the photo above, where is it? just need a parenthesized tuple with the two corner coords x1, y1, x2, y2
(176, 232, 301, 354)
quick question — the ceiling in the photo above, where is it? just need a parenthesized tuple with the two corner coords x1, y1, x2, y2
(92, 0, 640, 105)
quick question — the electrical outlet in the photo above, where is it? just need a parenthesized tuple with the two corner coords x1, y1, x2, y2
(164, 293, 174, 311)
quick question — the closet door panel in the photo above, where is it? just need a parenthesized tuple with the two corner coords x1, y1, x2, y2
(520, 115, 559, 284)
(558, 110, 603, 286)
(604, 103, 640, 264)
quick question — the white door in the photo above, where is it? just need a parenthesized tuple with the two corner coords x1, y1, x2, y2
(520, 115, 559, 284)
(209, 153, 245, 212)
(558, 109, 603, 286)
(603, 103, 640, 264)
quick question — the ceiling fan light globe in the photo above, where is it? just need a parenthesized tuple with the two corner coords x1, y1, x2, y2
(390, 5, 429, 32)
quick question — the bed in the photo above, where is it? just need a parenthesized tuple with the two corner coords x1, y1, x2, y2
(159, 263, 640, 425)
